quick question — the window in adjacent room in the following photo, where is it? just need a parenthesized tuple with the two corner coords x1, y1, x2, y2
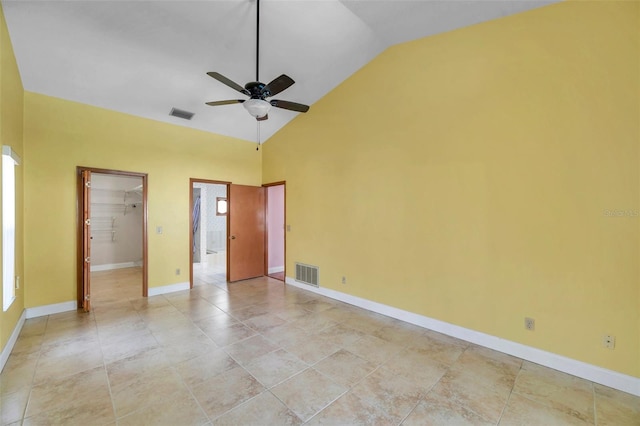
(3, 146, 20, 311)
(216, 197, 228, 216)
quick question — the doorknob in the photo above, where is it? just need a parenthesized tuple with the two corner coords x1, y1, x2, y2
(229, 235, 236, 240)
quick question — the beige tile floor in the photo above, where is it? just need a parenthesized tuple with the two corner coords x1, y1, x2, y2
(1, 267, 638, 425)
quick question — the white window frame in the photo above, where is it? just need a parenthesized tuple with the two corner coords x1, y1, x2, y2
(3, 146, 20, 311)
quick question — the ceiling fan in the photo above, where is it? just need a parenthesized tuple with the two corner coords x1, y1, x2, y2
(205, 0, 309, 121)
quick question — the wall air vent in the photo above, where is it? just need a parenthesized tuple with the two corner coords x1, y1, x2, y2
(295, 262, 319, 287)
(169, 108, 195, 120)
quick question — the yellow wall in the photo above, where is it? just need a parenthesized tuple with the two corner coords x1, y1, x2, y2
(263, 2, 640, 377)
(0, 4, 25, 350)
(23, 93, 261, 308)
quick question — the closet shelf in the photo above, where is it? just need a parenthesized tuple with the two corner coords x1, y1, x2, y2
(91, 202, 139, 215)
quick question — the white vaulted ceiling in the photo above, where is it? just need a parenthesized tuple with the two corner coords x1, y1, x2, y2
(2, 0, 555, 143)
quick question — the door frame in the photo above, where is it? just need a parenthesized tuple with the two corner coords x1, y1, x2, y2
(263, 181, 286, 281)
(189, 178, 230, 288)
(76, 166, 149, 308)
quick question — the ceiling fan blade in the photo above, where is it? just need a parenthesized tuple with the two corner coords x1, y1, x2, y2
(264, 74, 295, 97)
(256, 114, 269, 122)
(207, 72, 250, 96)
(270, 99, 309, 113)
(205, 99, 245, 106)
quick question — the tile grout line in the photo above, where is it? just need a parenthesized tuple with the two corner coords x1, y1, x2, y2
(23, 311, 103, 422)
(95, 303, 122, 425)
(396, 343, 465, 425)
(166, 285, 285, 424)
(114, 292, 206, 423)
(299, 367, 351, 424)
(19, 314, 50, 424)
(592, 381, 598, 426)
(438, 344, 501, 425)
(111, 293, 172, 423)
(266, 387, 306, 423)
(495, 361, 523, 425)
(507, 363, 598, 424)
(169, 360, 213, 424)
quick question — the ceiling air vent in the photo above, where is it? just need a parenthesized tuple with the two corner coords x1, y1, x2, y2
(295, 262, 319, 287)
(169, 108, 195, 120)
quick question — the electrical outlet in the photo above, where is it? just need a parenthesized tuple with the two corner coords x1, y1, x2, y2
(602, 334, 615, 349)
(175, 268, 180, 276)
(524, 317, 535, 331)
(341, 276, 346, 285)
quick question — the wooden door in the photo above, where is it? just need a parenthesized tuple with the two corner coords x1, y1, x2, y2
(228, 184, 265, 282)
(81, 170, 92, 311)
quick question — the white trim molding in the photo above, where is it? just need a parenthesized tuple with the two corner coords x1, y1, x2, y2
(0, 310, 26, 373)
(285, 277, 640, 397)
(268, 266, 285, 274)
(148, 281, 190, 296)
(2, 145, 21, 165)
(26, 301, 77, 319)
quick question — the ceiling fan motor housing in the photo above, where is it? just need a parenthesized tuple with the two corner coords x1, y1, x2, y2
(245, 81, 270, 98)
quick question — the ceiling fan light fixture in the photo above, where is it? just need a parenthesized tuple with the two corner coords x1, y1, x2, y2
(243, 98, 271, 118)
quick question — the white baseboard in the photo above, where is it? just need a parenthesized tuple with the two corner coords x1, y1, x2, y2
(148, 281, 190, 297)
(23, 280, 189, 317)
(285, 277, 640, 397)
(268, 266, 285, 274)
(26, 301, 77, 319)
(90, 262, 140, 272)
(0, 310, 26, 373)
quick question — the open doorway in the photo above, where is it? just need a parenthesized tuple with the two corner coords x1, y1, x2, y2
(265, 182, 285, 281)
(190, 180, 229, 287)
(77, 167, 148, 311)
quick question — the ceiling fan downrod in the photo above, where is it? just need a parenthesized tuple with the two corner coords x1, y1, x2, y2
(256, 0, 260, 82)
(204, 0, 310, 121)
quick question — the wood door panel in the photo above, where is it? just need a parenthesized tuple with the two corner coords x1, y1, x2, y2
(229, 184, 265, 282)
(81, 170, 91, 312)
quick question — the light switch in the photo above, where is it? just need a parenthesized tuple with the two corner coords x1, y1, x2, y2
(156, 226, 163, 234)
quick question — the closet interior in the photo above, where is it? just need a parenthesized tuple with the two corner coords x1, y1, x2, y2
(90, 174, 143, 272)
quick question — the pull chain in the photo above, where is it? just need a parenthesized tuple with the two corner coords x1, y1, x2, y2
(256, 121, 260, 151)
